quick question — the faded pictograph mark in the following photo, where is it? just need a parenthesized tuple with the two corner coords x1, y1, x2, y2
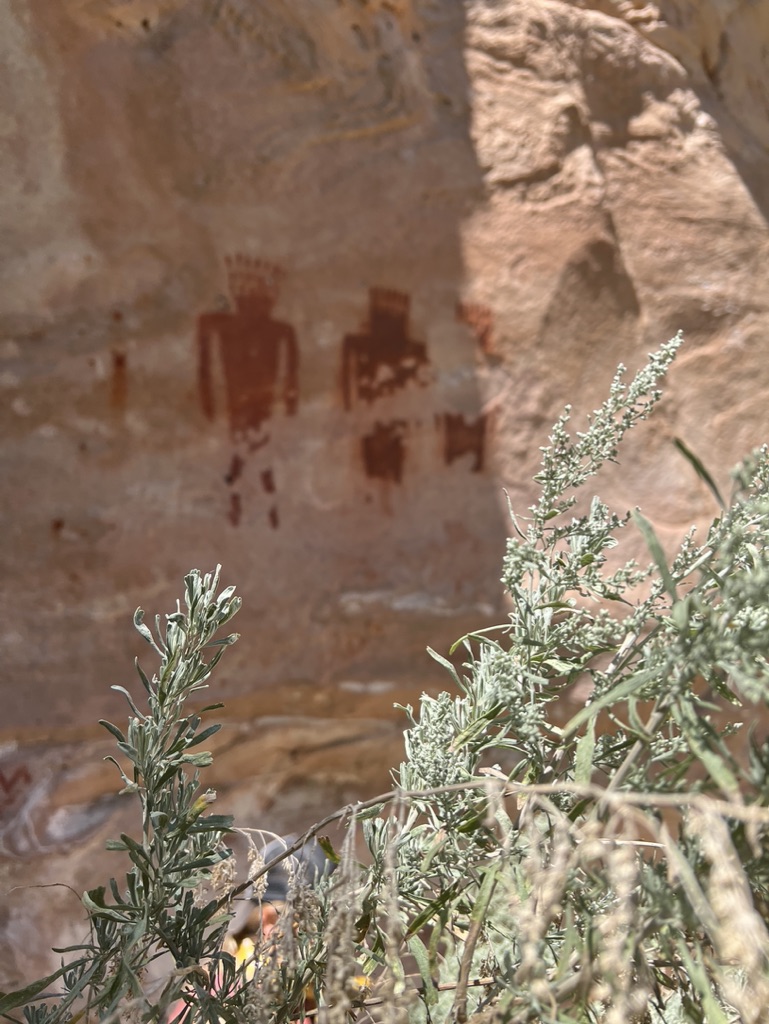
(109, 308, 128, 415)
(441, 413, 487, 473)
(224, 452, 245, 486)
(0, 756, 112, 858)
(456, 302, 495, 357)
(362, 421, 408, 483)
(228, 492, 242, 528)
(0, 763, 32, 816)
(111, 349, 127, 412)
(0, 758, 49, 857)
(341, 289, 430, 410)
(202, 0, 315, 64)
(197, 256, 298, 529)
(441, 302, 496, 473)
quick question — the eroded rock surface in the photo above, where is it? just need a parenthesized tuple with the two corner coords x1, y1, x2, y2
(2, 0, 768, 985)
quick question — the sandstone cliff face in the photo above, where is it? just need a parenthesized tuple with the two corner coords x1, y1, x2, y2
(1, 0, 768, 983)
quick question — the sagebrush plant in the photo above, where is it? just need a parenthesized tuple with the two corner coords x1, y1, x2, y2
(0, 568, 242, 1024)
(5, 334, 769, 1024)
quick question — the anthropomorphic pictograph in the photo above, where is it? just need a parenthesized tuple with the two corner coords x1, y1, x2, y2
(197, 256, 298, 528)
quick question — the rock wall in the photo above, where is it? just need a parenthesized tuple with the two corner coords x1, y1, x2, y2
(1, 0, 768, 985)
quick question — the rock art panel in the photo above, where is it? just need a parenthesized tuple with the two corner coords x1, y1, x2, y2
(194, 273, 495, 526)
(197, 256, 298, 528)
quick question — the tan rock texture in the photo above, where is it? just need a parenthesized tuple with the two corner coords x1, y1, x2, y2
(1, 0, 769, 984)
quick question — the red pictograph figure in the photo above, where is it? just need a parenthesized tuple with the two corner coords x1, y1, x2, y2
(341, 288, 430, 501)
(197, 256, 299, 528)
(341, 288, 430, 410)
(339, 289, 491, 501)
(455, 301, 495, 356)
(198, 256, 298, 444)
